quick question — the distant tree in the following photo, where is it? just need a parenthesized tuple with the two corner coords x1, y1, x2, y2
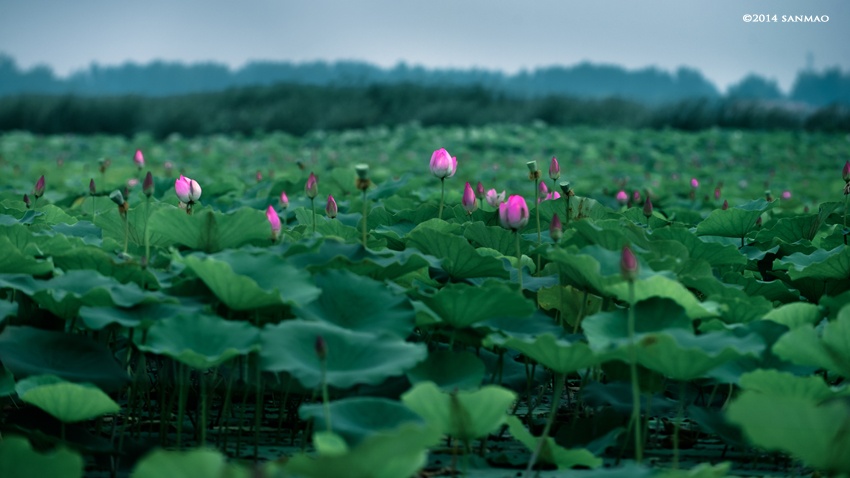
(727, 75, 784, 100)
(790, 67, 850, 106)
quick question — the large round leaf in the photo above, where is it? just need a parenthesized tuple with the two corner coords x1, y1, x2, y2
(298, 397, 424, 446)
(260, 320, 426, 389)
(136, 314, 260, 369)
(132, 448, 247, 478)
(406, 350, 486, 391)
(505, 415, 601, 469)
(147, 206, 270, 253)
(696, 199, 775, 239)
(486, 333, 598, 375)
(0, 435, 83, 478)
(16, 375, 119, 423)
(296, 269, 415, 337)
(180, 250, 321, 310)
(420, 281, 535, 329)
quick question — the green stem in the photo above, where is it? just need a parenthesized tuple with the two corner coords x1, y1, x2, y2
(144, 197, 151, 265)
(311, 198, 316, 235)
(362, 190, 368, 248)
(627, 279, 643, 463)
(200, 369, 207, 446)
(515, 231, 523, 291)
(321, 359, 331, 432)
(673, 380, 686, 469)
(177, 363, 187, 449)
(122, 213, 129, 255)
(92, 196, 96, 226)
(254, 357, 262, 462)
(564, 194, 570, 229)
(572, 289, 589, 334)
(438, 177, 445, 219)
(844, 194, 848, 245)
(524, 372, 566, 478)
(534, 178, 541, 243)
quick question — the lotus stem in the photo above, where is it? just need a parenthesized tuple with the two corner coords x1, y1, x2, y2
(844, 194, 848, 245)
(627, 280, 643, 463)
(564, 194, 570, 230)
(438, 177, 445, 219)
(515, 231, 523, 291)
(122, 212, 129, 255)
(673, 380, 686, 469)
(321, 359, 332, 433)
(311, 197, 316, 235)
(199, 369, 207, 446)
(362, 189, 368, 248)
(177, 363, 187, 449)
(525, 372, 566, 478)
(144, 197, 151, 266)
(534, 178, 541, 244)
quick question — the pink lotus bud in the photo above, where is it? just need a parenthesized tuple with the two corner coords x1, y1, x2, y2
(429, 148, 457, 179)
(843, 161, 850, 183)
(722, 200, 729, 210)
(549, 156, 560, 180)
(326, 194, 338, 218)
(164, 161, 174, 173)
(143, 172, 154, 197)
(632, 190, 641, 203)
(498, 195, 529, 231)
(315, 335, 328, 361)
(23, 194, 31, 209)
(89, 178, 96, 196)
(690, 178, 699, 188)
(462, 182, 477, 214)
(475, 181, 485, 199)
(550, 213, 562, 241)
(781, 190, 791, 199)
(305, 172, 318, 199)
(714, 187, 721, 200)
(127, 178, 139, 188)
(266, 205, 281, 238)
(34, 175, 45, 198)
(133, 150, 145, 168)
(256, 170, 263, 182)
(485, 189, 506, 208)
(545, 191, 561, 201)
(620, 245, 638, 281)
(643, 197, 653, 218)
(539, 181, 549, 197)
(615, 190, 628, 204)
(175, 175, 202, 203)
(280, 191, 289, 209)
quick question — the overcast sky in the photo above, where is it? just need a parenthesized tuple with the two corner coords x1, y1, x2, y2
(0, 0, 847, 93)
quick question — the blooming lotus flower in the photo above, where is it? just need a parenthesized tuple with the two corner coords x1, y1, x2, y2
(545, 191, 561, 201)
(326, 194, 338, 219)
(280, 191, 289, 209)
(620, 245, 638, 281)
(429, 148, 457, 179)
(143, 172, 154, 198)
(499, 195, 529, 231)
(175, 175, 201, 203)
(462, 182, 477, 214)
(34, 175, 45, 198)
(616, 190, 628, 204)
(305, 172, 318, 199)
(485, 189, 505, 208)
(266, 205, 281, 239)
(781, 190, 792, 199)
(550, 213, 562, 241)
(690, 178, 699, 188)
(844, 161, 850, 183)
(549, 156, 560, 180)
(133, 150, 145, 168)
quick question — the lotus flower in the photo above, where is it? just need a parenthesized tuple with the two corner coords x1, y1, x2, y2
(550, 213, 562, 241)
(616, 190, 628, 204)
(714, 187, 721, 200)
(539, 181, 549, 198)
(256, 170, 263, 182)
(475, 181, 485, 200)
(690, 178, 699, 188)
(143, 172, 154, 198)
(499, 195, 529, 231)
(549, 156, 560, 180)
(544, 191, 561, 201)
(34, 175, 45, 198)
(280, 191, 289, 209)
(643, 197, 653, 218)
(326, 194, 338, 219)
(133, 150, 145, 168)
(305, 172, 318, 199)
(462, 182, 477, 214)
(781, 190, 792, 199)
(620, 245, 638, 281)
(23, 194, 31, 209)
(315, 335, 328, 360)
(722, 200, 729, 210)
(89, 178, 96, 196)
(485, 189, 506, 208)
(266, 205, 281, 239)
(175, 175, 201, 203)
(843, 160, 850, 183)
(429, 148, 457, 179)
(127, 178, 139, 188)
(632, 190, 641, 203)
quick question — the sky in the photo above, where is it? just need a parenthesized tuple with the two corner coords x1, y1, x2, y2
(0, 0, 847, 93)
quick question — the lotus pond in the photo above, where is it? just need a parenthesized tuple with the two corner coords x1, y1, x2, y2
(1, 125, 850, 478)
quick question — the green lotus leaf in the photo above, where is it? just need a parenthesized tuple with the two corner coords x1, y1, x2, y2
(738, 369, 850, 401)
(605, 275, 719, 320)
(15, 374, 119, 422)
(131, 447, 248, 478)
(179, 249, 320, 310)
(96, 200, 178, 250)
(407, 224, 509, 280)
(79, 302, 194, 330)
(505, 415, 601, 469)
(147, 205, 269, 253)
(30, 204, 77, 226)
(651, 227, 747, 267)
(0, 235, 54, 275)
(463, 221, 526, 256)
(49, 243, 160, 290)
(136, 314, 260, 369)
(536, 283, 603, 329)
(727, 391, 850, 474)
(773, 246, 850, 281)
(0, 326, 128, 392)
(486, 333, 598, 375)
(763, 302, 822, 329)
(0, 364, 15, 397)
(280, 423, 440, 478)
(707, 286, 773, 324)
(406, 350, 486, 391)
(420, 282, 535, 329)
(696, 198, 774, 240)
(754, 214, 821, 244)
(260, 320, 426, 389)
(772, 304, 850, 378)
(283, 240, 432, 280)
(654, 462, 733, 478)
(0, 301, 17, 326)
(720, 272, 801, 303)
(0, 435, 83, 478)
(401, 381, 516, 442)
(296, 269, 415, 337)
(299, 397, 424, 446)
